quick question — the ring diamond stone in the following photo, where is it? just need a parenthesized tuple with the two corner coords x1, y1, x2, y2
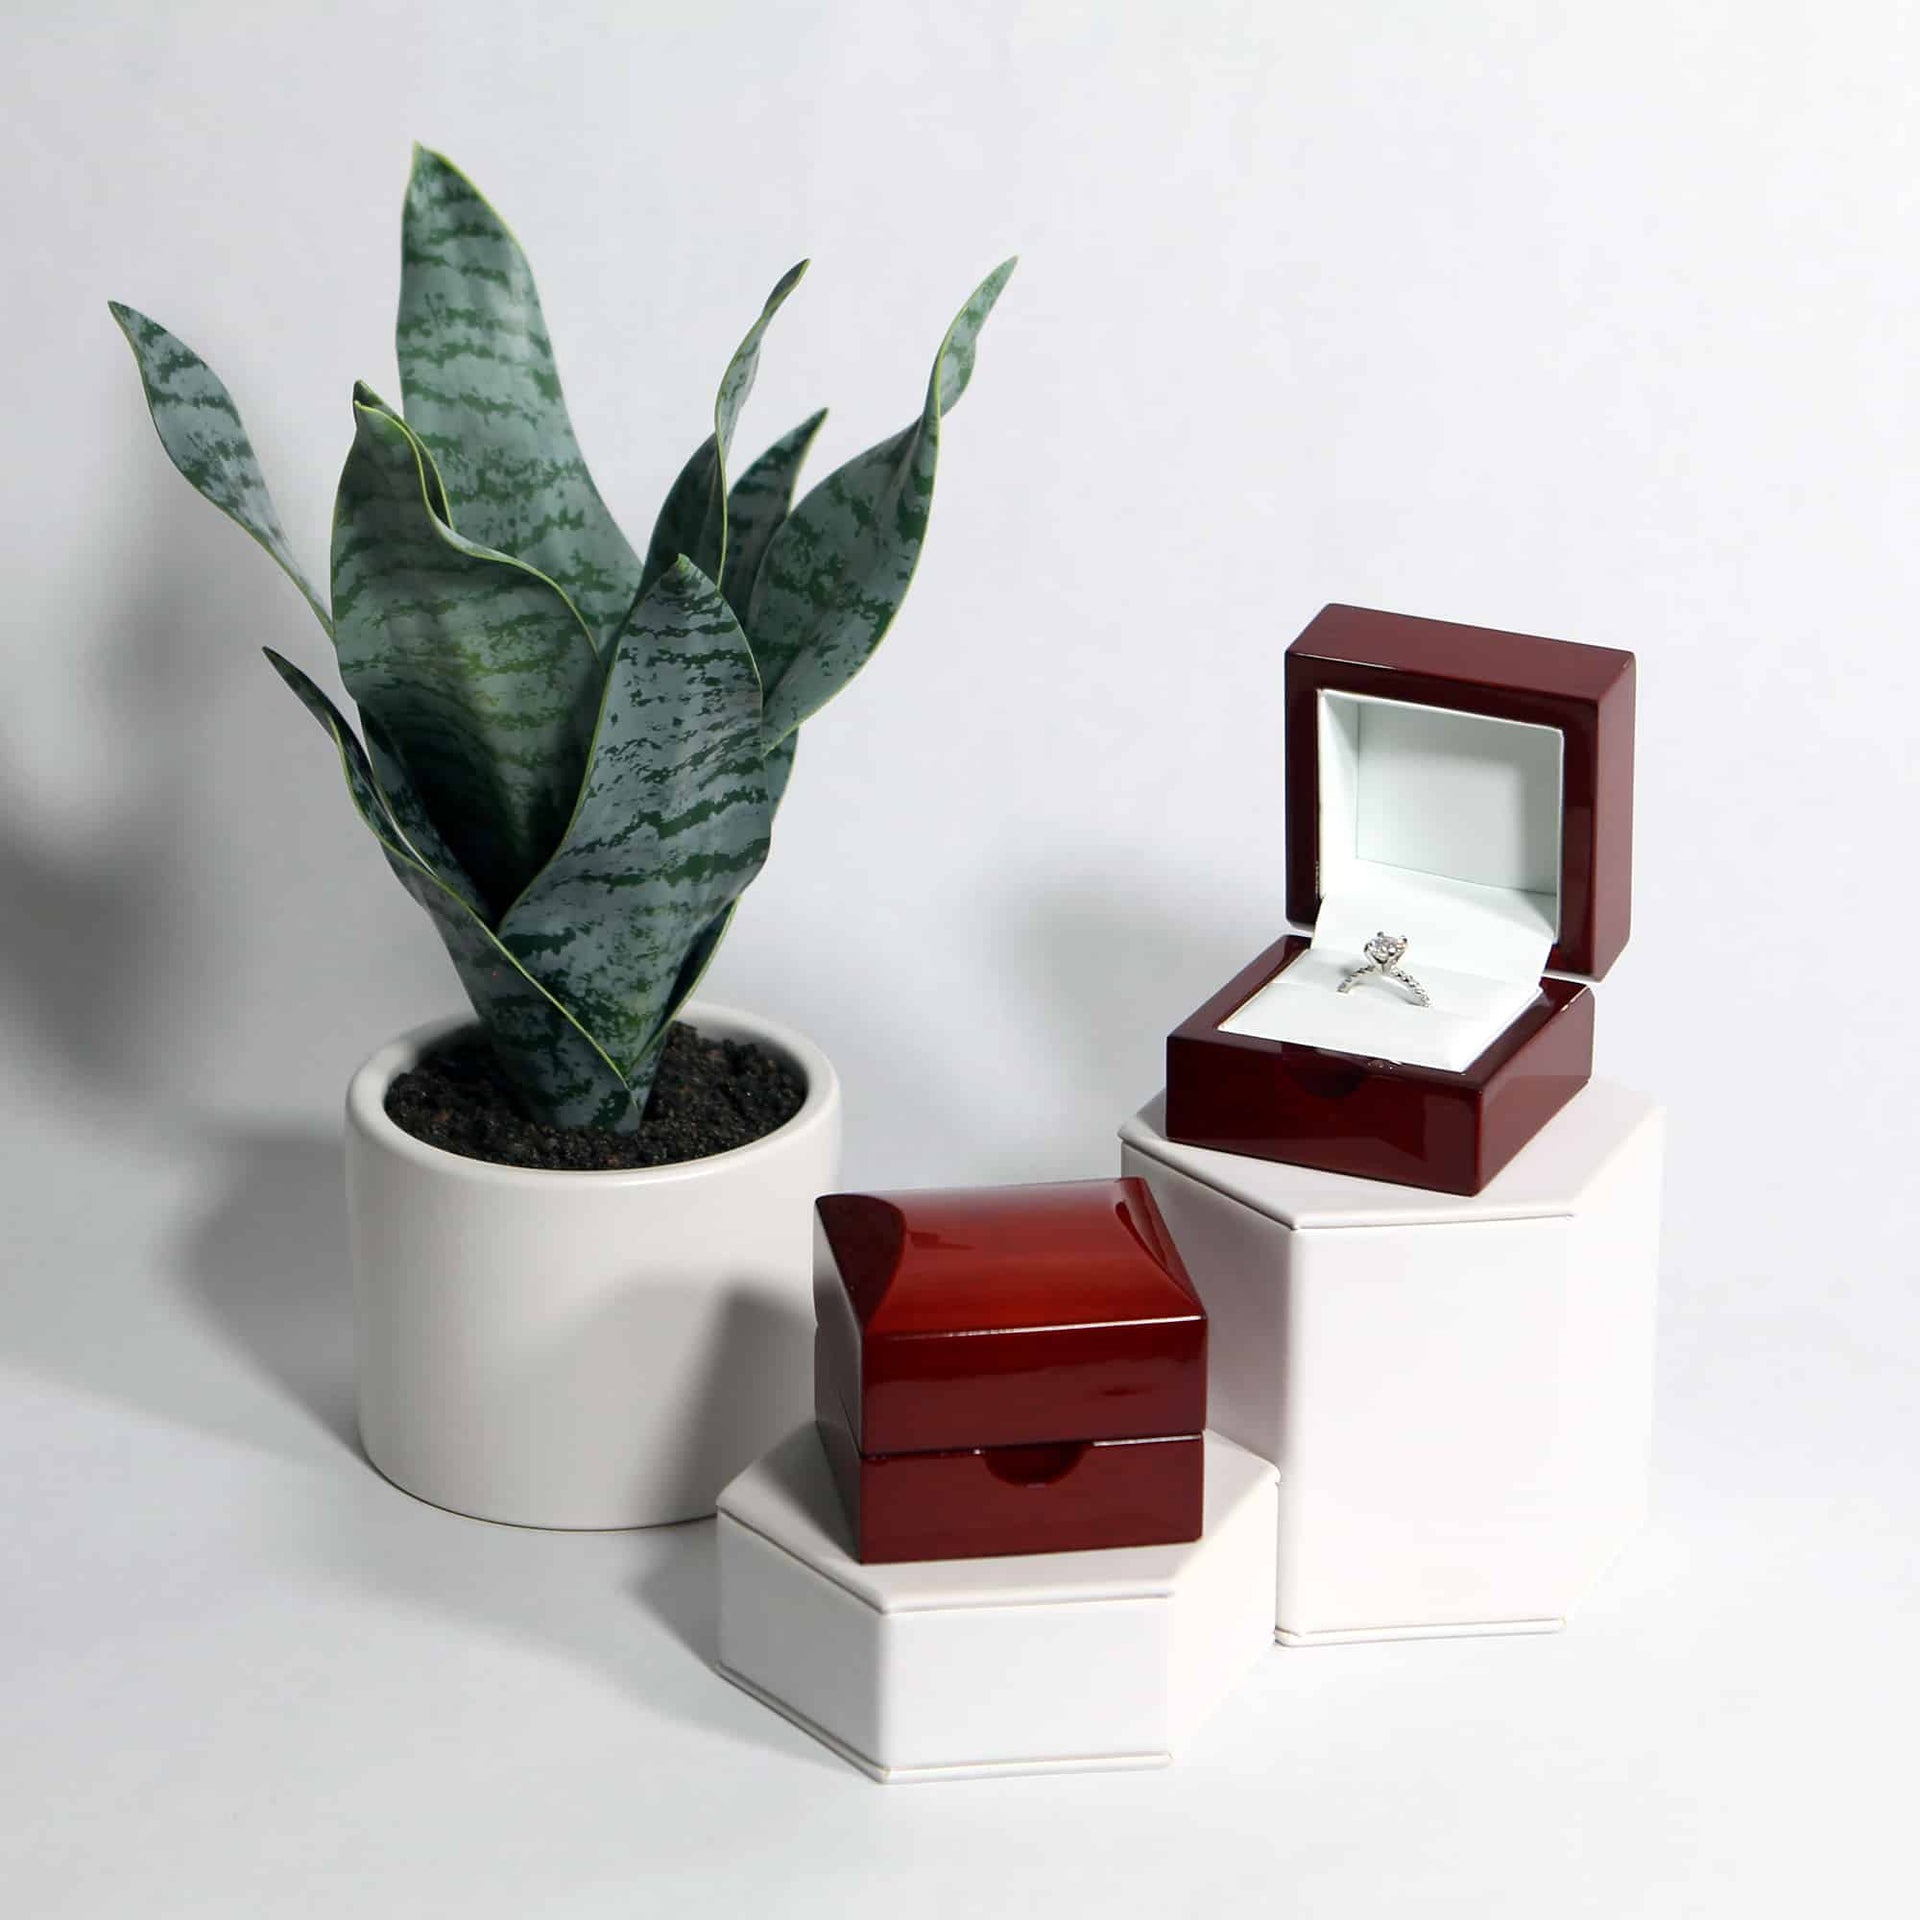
(1337, 931, 1430, 1007)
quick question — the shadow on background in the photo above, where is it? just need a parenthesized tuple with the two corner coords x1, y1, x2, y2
(0, 456, 366, 1447)
(0, 833, 182, 1091)
(0, 484, 211, 1098)
(0, 472, 366, 1464)
(1003, 867, 1260, 1178)
(172, 1124, 360, 1456)
(0, 1120, 363, 1470)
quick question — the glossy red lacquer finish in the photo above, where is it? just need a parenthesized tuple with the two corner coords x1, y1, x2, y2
(1166, 936, 1595, 1194)
(813, 1179, 1208, 1563)
(817, 1367, 1203, 1564)
(1285, 603, 1636, 980)
(814, 1179, 1207, 1456)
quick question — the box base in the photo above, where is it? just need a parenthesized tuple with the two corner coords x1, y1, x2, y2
(716, 1664, 1170, 1782)
(1122, 1079, 1663, 1642)
(1275, 1615, 1564, 1647)
(716, 1426, 1277, 1783)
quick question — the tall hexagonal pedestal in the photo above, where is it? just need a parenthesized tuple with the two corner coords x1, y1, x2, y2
(715, 1427, 1276, 1782)
(1121, 1080, 1663, 1644)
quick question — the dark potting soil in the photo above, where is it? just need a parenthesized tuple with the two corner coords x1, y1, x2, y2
(383, 1024, 807, 1171)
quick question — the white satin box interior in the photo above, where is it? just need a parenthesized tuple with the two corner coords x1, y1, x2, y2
(714, 1426, 1276, 1782)
(1121, 1080, 1662, 1644)
(1225, 690, 1566, 1072)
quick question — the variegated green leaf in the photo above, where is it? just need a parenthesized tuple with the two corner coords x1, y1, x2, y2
(641, 263, 809, 600)
(362, 715, 485, 919)
(123, 153, 1013, 1141)
(763, 729, 799, 819)
(264, 649, 432, 875)
(748, 260, 1015, 744)
(331, 388, 603, 919)
(653, 729, 797, 1036)
(664, 729, 806, 1036)
(265, 649, 636, 1128)
(499, 558, 770, 1104)
(656, 737, 809, 1033)
(109, 304, 329, 630)
(658, 903, 739, 1041)
(397, 146, 641, 650)
(720, 410, 828, 620)
(352, 383, 451, 518)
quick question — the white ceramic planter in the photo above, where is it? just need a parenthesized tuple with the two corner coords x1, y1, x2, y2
(345, 1003, 842, 1530)
(1121, 1080, 1663, 1643)
(717, 1426, 1278, 1782)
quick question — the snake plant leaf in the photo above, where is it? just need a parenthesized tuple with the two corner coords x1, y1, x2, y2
(658, 903, 738, 1041)
(499, 557, 771, 1106)
(397, 146, 642, 651)
(264, 649, 635, 1127)
(720, 410, 828, 619)
(263, 648, 436, 878)
(337, 391, 489, 916)
(657, 715, 806, 1028)
(362, 717, 485, 918)
(641, 262, 810, 601)
(748, 260, 1015, 745)
(109, 304, 330, 631)
(763, 729, 799, 818)
(653, 727, 799, 1036)
(351, 383, 452, 519)
(331, 388, 604, 919)
(121, 150, 1013, 1142)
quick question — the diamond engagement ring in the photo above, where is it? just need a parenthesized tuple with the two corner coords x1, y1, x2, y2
(1337, 932, 1430, 1007)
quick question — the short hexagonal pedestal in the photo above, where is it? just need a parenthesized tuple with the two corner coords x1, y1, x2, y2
(1121, 1079, 1663, 1645)
(715, 1427, 1276, 1782)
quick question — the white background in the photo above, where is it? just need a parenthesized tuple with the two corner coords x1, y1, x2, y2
(3, 3, 1914, 1913)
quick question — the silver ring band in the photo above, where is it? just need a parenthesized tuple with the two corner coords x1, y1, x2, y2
(1337, 932, 1430, 1008)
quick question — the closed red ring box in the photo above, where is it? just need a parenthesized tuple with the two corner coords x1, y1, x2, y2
(813, 1179, 1207, 1563)
(1166, 603, 1635, 1196)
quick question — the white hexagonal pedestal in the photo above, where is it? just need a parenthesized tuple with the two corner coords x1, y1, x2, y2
(1121, 1080, 1663, 1645)
(715, 1427, 1277, 1782)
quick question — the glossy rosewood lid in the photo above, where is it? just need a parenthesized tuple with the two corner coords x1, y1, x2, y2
(814, 1178, 1207, 1456)
(1285, 604, 1636, 980)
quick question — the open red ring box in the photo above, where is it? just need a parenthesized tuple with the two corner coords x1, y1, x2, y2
(1166, 604, 1635, 1196)
(813, 1179, 1208, 1563)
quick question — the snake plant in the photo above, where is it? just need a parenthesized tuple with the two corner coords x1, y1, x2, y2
(112, 147, 1013, 1131)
